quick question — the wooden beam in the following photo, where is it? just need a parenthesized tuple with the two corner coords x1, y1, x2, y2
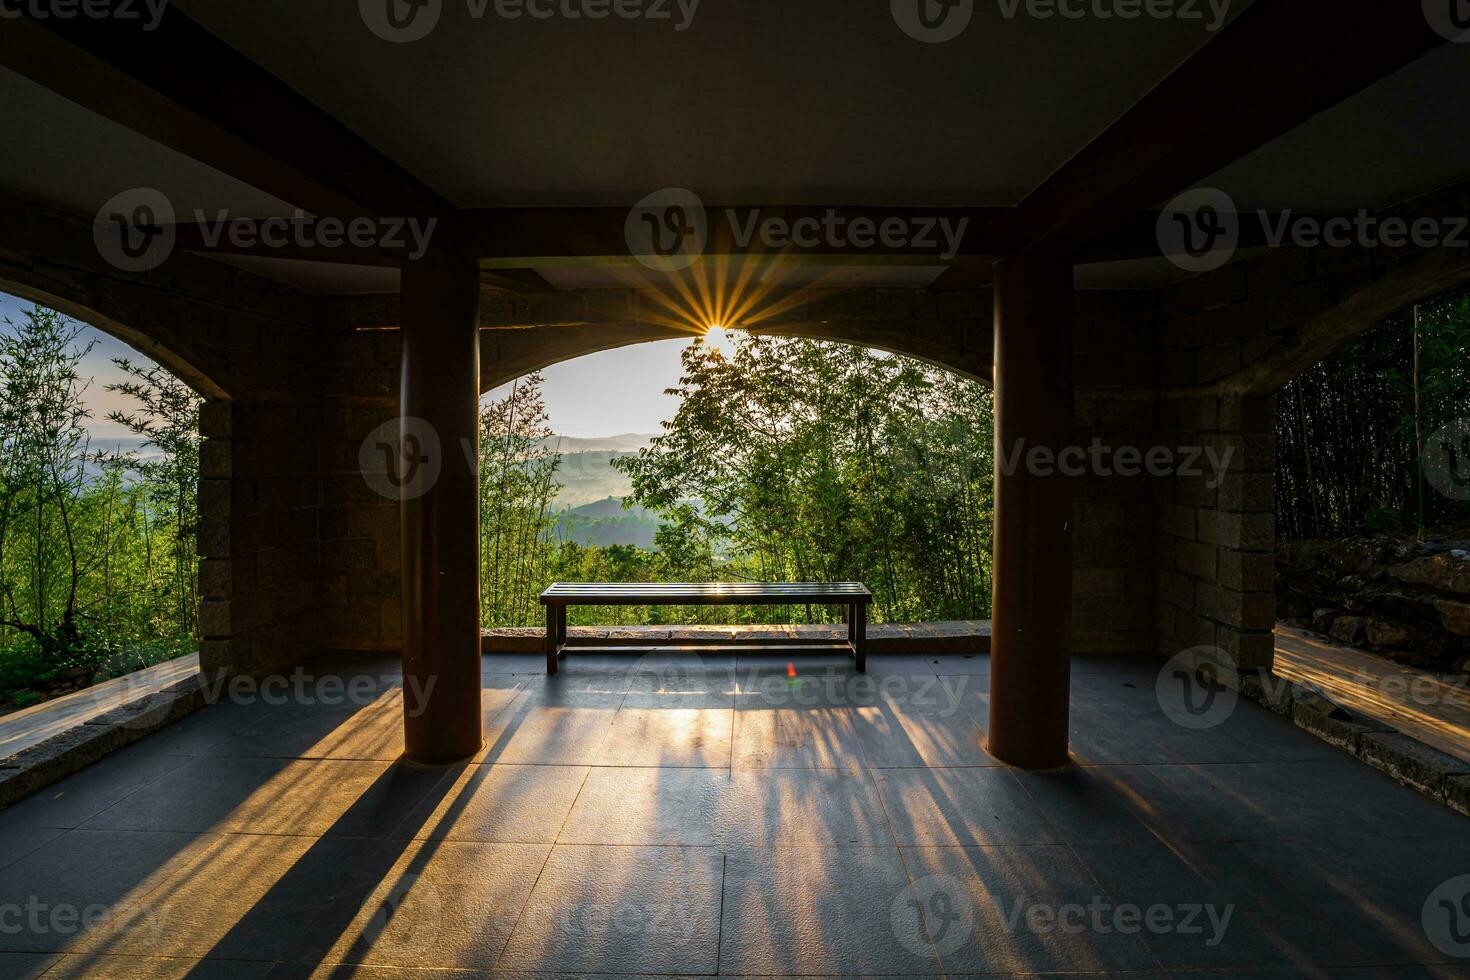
(0, 10, 450, 218)
(1017, 0, 1447, 255)
(461, 206, 1018, 261)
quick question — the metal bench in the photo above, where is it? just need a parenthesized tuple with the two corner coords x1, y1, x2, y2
(539, 582, 873, 674)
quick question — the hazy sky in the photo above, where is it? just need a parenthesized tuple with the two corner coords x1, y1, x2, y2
(1, 289, 696, 439)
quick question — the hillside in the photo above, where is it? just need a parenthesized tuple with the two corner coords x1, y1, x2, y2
(553, 497, 664, 549)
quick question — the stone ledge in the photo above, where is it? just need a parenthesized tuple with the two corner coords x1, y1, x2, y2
(0, 675, 206, 810)
(482, 621, 991, 656)
(1229, 665, 1470, 817)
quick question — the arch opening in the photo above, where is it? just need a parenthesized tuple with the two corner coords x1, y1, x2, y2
(475, 332, 997, 632)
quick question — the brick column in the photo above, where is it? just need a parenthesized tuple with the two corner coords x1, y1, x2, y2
(197, 399, 323, 677)
(1155, 392, 1276, 670)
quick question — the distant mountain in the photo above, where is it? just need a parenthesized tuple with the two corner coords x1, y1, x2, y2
(554, 497, 665, 549)
(540, 433, 657, 454)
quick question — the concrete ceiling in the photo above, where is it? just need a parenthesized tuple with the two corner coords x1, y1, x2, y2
(2, 3, 1467, 295)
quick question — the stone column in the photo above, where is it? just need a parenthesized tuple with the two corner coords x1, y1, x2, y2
(987, 251, 1075, 770)
(400, 245, 484, 764)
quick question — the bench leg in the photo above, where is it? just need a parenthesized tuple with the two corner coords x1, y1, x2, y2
(556, 605, 568, 658)
(545, 604, 559, 675)
(851, 603, 867, 673)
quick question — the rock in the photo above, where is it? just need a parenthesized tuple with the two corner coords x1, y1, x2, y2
(1438, 598, 1470, 637)
(1363, 589, 1440, 623)
(1311, 607, 1344, 633)
(1365, 617, 1411, 648)
(1330, 616, 1365, 645)
(1389, 552, 1470, 597)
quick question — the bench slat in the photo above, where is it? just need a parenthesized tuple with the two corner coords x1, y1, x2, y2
(540, 581, 872, 606)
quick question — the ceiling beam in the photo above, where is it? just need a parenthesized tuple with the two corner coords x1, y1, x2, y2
(0, 9, 451, 219)
(1016, 0, 1448, 256)
(461, 206, 1018, 261)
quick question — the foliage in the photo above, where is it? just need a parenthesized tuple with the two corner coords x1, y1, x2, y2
(477, 337, 995, 628)
(1276, 287, 1470, 539)
(0, 307, 200, 702)
(612, 335, 995, 624)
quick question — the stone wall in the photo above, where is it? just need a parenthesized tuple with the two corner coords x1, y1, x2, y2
(0, 196, 330, 678)
(1277, 535, 1470, 671)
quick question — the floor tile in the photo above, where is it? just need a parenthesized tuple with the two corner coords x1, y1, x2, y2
(732, 700, 867, 769)
(852, 699, 995, 768)
(900, 844, 1159, 974)
(719, 846, 937, 975)
(0, 829, 213, 953)
(78, 757, 399, 836)
(595, 701, 732, 767)
(874, 767, 1058, 847)
(0, 752, 185, 832)
(560, 767, 726, 846)
(0, 952, 60, 979)
(397, 764, 587, 843)
(477, 690, 621, 765)
(0, 826, 65, 871)
(78, 833, 370, 961)
(716, 768, 894, 849)
(498, 844, 722, 974)
(37, 954, 274, 978)
(293, 840, 550, 970)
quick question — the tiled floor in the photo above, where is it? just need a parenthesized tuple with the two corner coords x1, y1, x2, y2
(0, 650, 1468, 978)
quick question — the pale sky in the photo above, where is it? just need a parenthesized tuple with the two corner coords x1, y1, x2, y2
(1, 289, 701, 439)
